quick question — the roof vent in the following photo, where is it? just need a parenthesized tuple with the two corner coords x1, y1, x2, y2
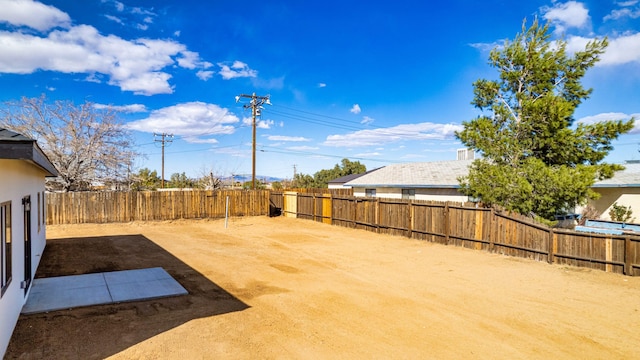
(457, 148, 474, 160)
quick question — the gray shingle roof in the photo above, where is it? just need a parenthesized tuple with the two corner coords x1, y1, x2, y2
(345, 160, 474, 188)
(346, 160, 640, 189)
(0, 128, 32, 141)
(328, 167, 382, 184)
(593, 163, 640, 187)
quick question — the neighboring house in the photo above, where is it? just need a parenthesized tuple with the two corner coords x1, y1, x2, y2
(327, 168, 381, 189)
(0, 129, 58, 358)
(346, 159, 640, 221)
(345, 160, 474, 202)
(588, 162, 640, 221)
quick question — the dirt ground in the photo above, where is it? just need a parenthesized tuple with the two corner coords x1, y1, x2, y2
(5, 216, 640, 359)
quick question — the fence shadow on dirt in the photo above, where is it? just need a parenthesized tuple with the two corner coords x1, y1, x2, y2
(6, 234, 249, 359)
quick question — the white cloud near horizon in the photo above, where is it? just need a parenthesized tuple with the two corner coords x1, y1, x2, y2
(0, 0, 213, 95)
(288, 145, 319, 151)
(126, 102, 240, 142)
(94, 103, 148, 113)
(324, 122, 463, 147)
(577, 112, 640, 133)
(350, 104, 361, 114)
(361, 116, 374, 125)
(267, 135, 311, 142)
(566, 33, 640, 65)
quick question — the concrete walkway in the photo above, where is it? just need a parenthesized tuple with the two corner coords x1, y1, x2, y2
(22, 267, 188, 315)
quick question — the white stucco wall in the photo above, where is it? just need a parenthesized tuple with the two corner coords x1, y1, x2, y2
(586, 187, 640, 221)
(353, 187, 467, 203)
(0, 159, 48, 358)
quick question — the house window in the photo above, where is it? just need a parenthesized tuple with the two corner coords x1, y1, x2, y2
(402, 189, 416, 200)
(365, 189, 376, 198)
(1, 201, 11, 297)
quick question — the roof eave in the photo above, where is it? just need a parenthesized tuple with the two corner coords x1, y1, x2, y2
(0, 140, 59, 177)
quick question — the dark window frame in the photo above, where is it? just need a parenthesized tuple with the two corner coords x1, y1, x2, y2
(1, 201, 12, 297)
(402, 189, 416, 200)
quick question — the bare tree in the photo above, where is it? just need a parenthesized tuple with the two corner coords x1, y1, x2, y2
(0, 96, 137, 191)
(195, 165, 223, 190)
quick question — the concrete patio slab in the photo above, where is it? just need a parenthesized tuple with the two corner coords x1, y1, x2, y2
(22, 267, 188, 315)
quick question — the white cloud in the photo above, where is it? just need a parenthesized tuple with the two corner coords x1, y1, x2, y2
(361, 116, 374, 125)
(105, 14, 123, 25)
(267, 135, 311, 142)
(0, 0, 71, 31)
(251, 76, 285, 90)
(353, 152, 381, 157)
(126, 102, 240, 142)
(566, 33, 640, 66)
(218, 60, 257, 80)
(350, 104, 361, 114)
(318, 83, 326, 88)
(542, 1, 590, 33)
(196, 70, 214, 80)
(577, 112, 640, 132)
(242, 117, 274, 129)
(0, 19, 210, 95)
(469, 41, 503, 52)
(288, 145, 319, 151)
(604, 8, 640, 21)
(324, 122, 463, 147)
(94, 103, 148, 113)
(174, 30, 181, 37)
(182, 137, 218, 144)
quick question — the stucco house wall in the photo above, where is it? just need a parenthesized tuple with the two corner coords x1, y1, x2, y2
(0, 160, 50, 356)
(589, 187, 640, 221)
(582, 163, 640, 222)
(353, 187, 467, 202)
(0, 129, 57, 358)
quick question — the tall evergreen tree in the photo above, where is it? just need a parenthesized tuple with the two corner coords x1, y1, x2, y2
(456, 19, 634, 220)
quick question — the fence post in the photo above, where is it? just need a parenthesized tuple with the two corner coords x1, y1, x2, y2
(408, 200, 413, 239)
(352, 197, 357, 228)
(624, 236, 632, 276)
(489, 208, 495, 252)
(444, 202, 450, 245)
(375, 197, 381, 233)
(547, 228, 554, 264)
(330, 194, 334, 225)
(312, 193, 317, 222)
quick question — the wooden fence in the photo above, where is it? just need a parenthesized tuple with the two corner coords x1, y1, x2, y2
(280, 193, 640, 276)
(45, 190, 640, 276)
(46, 190, 271, 224)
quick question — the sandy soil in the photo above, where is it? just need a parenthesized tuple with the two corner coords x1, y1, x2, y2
(6, 216, 640, 359)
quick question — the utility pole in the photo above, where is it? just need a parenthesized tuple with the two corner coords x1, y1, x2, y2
(154, 133, 173, 189)
(293, 164, 297, 178)
(235, 93, 271, 189)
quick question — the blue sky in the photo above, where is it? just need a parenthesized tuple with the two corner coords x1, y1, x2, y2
(0, 0, 639, 180)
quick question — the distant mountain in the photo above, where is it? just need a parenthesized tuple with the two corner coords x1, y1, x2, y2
(220, 175, 284, 183)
